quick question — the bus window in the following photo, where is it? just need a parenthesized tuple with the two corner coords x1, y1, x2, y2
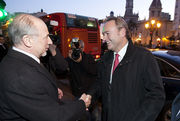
(66, 14, 97, 28)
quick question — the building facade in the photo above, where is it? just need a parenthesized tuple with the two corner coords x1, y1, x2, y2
(133, 0, 174, 48)
(124, 0, 139, 23)
(173, 0, 180, 39)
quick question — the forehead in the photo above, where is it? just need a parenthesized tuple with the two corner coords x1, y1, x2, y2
(35, 20, 49, 34)
(105, 20, 116, 26)
(103, 20, 117, 32)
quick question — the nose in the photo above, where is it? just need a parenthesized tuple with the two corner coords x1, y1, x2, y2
(48, 36, 53, 45)
(103, 34, 107, 43)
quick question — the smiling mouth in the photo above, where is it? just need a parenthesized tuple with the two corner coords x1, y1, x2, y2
(106, 41, 111, 45)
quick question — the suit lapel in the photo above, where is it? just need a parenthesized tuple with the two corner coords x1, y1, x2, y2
(36, 63, 58, 88)
(8, 49, 58, 89)
(103, 51, 114, 84)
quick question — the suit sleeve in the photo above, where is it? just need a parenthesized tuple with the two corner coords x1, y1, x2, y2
(87, 60, 103, 102)
(132, 51, 165, 121)
(4, 68, 86, 121)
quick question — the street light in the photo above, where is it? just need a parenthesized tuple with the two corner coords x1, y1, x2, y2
(145, 19, 161, 48)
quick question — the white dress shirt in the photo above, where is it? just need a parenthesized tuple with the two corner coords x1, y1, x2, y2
(12, 46, 40, 64)
(109, 42, 129, 84)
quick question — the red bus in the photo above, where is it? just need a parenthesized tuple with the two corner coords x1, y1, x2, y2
(40, 12, 101, 59)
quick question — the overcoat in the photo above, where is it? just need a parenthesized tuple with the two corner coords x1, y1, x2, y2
(89, 40, 165, 121)
(0, 49, 86, 121)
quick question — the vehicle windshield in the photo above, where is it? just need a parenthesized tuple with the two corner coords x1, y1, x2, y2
(152, 50, 180, 69)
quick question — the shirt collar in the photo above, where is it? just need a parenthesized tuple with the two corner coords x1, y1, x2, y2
(12, 46, 40, 64)
(114, 41, 129, 59)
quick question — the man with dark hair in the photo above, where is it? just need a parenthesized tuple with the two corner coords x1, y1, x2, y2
(66, 39, 97, 98)
(66, 39, 97, 121)
(87, 16, 165, 121)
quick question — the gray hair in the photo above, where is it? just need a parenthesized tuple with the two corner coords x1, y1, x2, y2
(8, 14, 39, 45)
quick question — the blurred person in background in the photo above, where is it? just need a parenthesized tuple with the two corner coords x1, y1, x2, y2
(66, 39, 97, 98)
(66, 39, 98, 121)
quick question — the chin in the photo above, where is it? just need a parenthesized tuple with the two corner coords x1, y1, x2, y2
(107, 46, 112, 51)
(41, 52, 47, 57)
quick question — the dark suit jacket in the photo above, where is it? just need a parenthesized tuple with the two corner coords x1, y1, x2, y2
(171, 93, 180, 121)
(0, 49, 86, 121)
(88, 40, 165, 121)
(66, 52, 97, 97)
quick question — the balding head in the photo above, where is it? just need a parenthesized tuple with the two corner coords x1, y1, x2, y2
(8, 14, 44, 45)
(8, 14, 52, 58)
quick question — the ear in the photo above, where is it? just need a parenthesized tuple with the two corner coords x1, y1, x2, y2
(119, 28, 126, 37)
(22, 35, 33, 48)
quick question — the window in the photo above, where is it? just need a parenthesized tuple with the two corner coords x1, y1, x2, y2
(66, 14, 97, 28)
(155, 57, 180, 78)
(151, 11, 154, 17)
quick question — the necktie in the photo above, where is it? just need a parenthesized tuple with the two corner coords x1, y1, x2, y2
(113, 54, 119, 73)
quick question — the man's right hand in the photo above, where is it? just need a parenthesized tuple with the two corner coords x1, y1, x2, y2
(68, 49, 73, 59)
(79, 93, 91, 108)
(49, 44, 57, 56)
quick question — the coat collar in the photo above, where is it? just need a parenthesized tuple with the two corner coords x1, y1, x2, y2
(101, 39, 135, 65)
(8, 49, 57, 88)
(99, 40, 135, 83)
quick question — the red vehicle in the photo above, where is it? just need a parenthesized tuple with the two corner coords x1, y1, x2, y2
(40, 12, 101, 59)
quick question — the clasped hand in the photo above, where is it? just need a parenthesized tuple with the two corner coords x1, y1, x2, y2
(79, 93, 92, 109)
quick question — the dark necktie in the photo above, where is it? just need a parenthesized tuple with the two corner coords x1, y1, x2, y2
(113, 54, 119, 73)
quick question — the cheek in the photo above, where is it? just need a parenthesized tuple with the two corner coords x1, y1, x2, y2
(107, 34, 113, 40)
(43, 39, 48, 45)
(109, 34, 117, 42)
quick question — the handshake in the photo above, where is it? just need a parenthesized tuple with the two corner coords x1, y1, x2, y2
(79, 93, 92, 109)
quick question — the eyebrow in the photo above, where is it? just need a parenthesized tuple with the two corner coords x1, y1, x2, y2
(102, 31, 109, 34)
(42, 34, 50, 39)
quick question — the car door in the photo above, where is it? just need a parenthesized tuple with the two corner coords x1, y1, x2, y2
(155, 57, 180, 101)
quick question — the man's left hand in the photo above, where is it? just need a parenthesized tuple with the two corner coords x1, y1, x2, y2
(58, 88, 63, 99)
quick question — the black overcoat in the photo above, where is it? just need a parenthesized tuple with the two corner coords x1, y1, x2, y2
(0, 49, 86, 121)
(89, 40, 165, 121)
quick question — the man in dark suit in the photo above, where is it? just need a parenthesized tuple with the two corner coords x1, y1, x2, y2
(0, 14, 91, 121)
(87, 16, 165, 121)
